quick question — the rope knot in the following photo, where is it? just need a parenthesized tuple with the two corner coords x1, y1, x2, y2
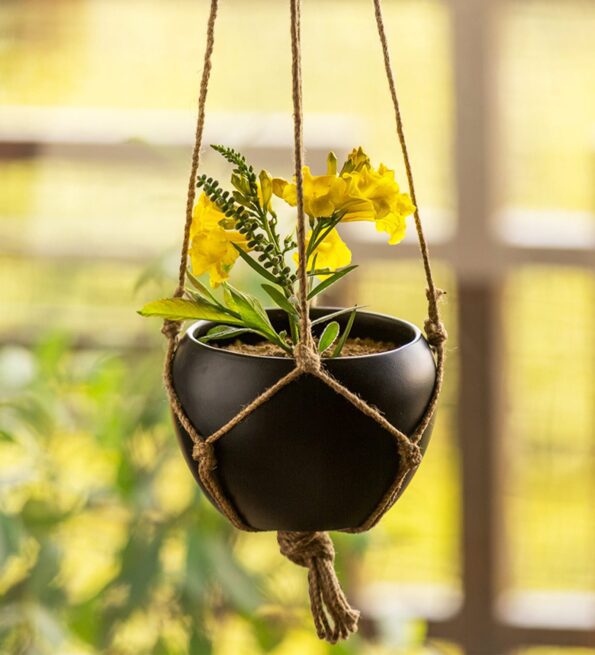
(278, 531, 334, 567)
(424, 318, 448, 348)
(424, 288, 447, 347)
(406, 442, 423, 468)
(161, 319, 181, 340)
(294, 342, 321, 374)
(278, 531, 359, 644)
(192, 439, 216, 472)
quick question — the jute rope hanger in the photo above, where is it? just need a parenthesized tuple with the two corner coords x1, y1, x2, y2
(161, 0, 447, 643)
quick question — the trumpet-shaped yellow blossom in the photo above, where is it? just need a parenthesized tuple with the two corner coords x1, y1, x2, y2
(274, 148, 415, 245)
(294, 228, 352, 279)
(342, 162, 415, 244)
(273, 166, 349, 219)
(189, 193, 248, 287)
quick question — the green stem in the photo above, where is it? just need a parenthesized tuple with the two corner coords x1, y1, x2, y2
(288, 314, 299, 345)
(308, 254, 318, 296)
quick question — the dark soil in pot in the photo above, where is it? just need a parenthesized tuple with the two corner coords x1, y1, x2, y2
(172, 308, 437, 532)
(220, 336, 397, 357)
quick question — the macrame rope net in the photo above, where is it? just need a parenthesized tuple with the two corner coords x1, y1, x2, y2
(161, 0, 447, 644)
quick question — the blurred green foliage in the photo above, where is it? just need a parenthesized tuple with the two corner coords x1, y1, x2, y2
(0, 335, 270, 653)
(0, 331, 439, 654)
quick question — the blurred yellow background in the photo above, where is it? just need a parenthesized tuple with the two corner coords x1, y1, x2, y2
(0, 1, 593, 654)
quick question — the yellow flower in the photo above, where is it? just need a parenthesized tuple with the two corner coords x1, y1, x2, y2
(273, 163, 349, 219)
(274, 148, 415, 244)
(374, 208, 411, 245)
(189, 193, 248, 287)
(293, 228, 352, 279)
(342, 163, 415, 245)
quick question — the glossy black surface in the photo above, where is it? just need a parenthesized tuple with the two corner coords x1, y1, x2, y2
(172, 308, 437, 532)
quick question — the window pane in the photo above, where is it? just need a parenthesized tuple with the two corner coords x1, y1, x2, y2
(354, 262, 461, 611)
(503, 267, 595, 601)
(0, 155, 187, 258)
(0, 255, 156, 346)
(496, 1, 595, 242)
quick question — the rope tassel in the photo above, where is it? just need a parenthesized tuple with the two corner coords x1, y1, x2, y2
(277, 531, 360, 643)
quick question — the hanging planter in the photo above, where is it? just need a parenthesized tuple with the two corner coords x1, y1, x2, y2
(172, 307, 437, 532)
(138, 0, 447, 644)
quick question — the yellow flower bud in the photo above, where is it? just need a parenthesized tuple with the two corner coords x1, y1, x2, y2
(327, 151, 338, 176)
(258, 169, 273, 211)
(341, 146, 371, 174)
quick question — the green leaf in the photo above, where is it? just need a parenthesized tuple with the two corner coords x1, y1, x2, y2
(261, 284, 298, 315)
(199, 326, 256, 343)
(306, 268, 334, 277)
(311, 306, 364, 326)
(307, 263, 355, 278)
(203, 536, 264, 613)
(288, 314, 299, 344)
(113, 527, 165, 616)
(307, 265, 358, 300)
(231, 173, 251, 195)
(223, 283, 291, 351)
(68, 599, 99, 645)
(307, 253, 318, 295)
(306, 212, 345, 257)
(306, 222, 323, 259)
(186, 272, 227, 310)
(232, 244, 279, 284)
(332, 307, 358, 357)
(138, 298, 243, 325)
(232, 190, 251, 207)
(226, 285, 293, 354)
(222, 285, 239, 313)
(0, 429, 15, 442)
(318, 322, 340, 354)
(0, 515, 23, 561)
(224, 285, 275, 334)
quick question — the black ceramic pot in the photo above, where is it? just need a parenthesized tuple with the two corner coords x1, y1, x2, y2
(172, 308, 437, 532)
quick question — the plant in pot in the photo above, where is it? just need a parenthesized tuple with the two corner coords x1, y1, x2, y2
(139, 145, 439, 532)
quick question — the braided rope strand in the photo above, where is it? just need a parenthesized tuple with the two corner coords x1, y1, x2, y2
(372, 0, 442, 327)
(371, 0, 448, 447)
(289, 0, 314, 351)
(174, 0, 219, 298)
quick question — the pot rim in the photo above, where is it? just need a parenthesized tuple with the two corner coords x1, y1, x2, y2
(184, 307, 424, 362)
